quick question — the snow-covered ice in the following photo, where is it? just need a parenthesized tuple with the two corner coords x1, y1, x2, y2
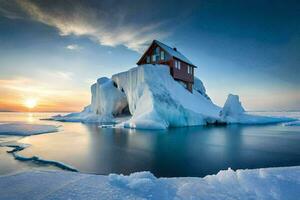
(51, 64, 296, 129)
(0, 166, 299, 200)
(0, 123, 59, 136)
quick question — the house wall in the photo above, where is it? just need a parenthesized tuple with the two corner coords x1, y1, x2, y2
(171, 58, 194, 83)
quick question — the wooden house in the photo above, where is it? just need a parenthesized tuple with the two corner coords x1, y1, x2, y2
(137, 40, 196, 92)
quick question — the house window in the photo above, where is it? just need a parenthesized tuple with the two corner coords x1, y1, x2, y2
(187, 65, 193, 74)
(152, 54, 156, 62)
(175, 60, 181, 70)
(146, 56, 150, 63)
(160, 51, 165, 60)
(174, 60, 181, 69)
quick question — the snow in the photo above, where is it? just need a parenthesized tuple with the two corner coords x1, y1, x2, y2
(51, 64, 296, 129)
(0, 166, 299, 200)
(51, 105, 114, 123)
(193, 76, 211, 100)
(0, 123, 59, 136)
(154, 40, 195, 67)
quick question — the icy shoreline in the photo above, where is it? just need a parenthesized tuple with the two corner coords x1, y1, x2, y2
(0, 166, 299, 200)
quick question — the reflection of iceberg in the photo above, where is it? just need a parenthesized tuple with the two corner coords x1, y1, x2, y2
(52, 65, 296, 129)
(0, 166, 299, 199)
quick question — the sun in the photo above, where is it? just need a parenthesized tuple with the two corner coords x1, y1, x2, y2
(24, 98, 38, 109)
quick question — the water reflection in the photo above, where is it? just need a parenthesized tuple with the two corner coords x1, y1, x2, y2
(3, 112, 300, 177)
(26, 113, 34, 123)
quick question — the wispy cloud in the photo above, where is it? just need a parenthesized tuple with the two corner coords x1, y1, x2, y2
(66, 44, 81, 51)
(0, 77, 70, 96)
(55, 71, 73, 80)
(0, 0, 183, 52)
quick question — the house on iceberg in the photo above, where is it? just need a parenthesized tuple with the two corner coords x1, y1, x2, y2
(137, 40, 196, 92)
(51, 40, 296, 129)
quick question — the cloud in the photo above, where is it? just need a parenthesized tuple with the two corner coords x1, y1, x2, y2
(66, 44, 81, 51)
(0, 0, 194, 52)
(55, 71, 73, 80)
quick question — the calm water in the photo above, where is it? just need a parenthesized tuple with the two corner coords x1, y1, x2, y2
(1, 112, 300, 177)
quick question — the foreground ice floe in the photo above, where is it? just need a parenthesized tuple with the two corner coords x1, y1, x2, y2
(51, 65, 296, 129)
(0, 123, 59, 136)
(0, 166, 299, 200)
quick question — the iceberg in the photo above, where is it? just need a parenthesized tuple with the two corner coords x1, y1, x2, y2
(219, 94, 245, 122)
(52, 64, 295, 129)
(218, 94, 294, 124)
(0, 166, 299, 200)
(111, 65, 220, 129)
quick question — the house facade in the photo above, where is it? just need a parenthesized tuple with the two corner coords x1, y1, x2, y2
(137, 40, 197, 92)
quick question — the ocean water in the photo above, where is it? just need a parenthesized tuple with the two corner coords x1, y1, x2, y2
(0, 112, 300, 177)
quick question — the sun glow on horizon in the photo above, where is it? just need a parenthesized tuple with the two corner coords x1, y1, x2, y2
(24, 98, 38, 109)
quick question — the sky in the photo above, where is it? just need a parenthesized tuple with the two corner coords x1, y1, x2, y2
(0, 0, 299, 112)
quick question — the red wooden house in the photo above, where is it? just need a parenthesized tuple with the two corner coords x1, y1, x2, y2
(137, 40, 197, 92)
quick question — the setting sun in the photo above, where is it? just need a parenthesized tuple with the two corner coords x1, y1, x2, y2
(24, 98, 38, 109)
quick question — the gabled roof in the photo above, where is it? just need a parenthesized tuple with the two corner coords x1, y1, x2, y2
(154, 40, 196, 67)
(137, 40, 197, 68)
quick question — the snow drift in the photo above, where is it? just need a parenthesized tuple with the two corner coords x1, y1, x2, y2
(52, 64, 295, 129)
(0, 166, 299, 200)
